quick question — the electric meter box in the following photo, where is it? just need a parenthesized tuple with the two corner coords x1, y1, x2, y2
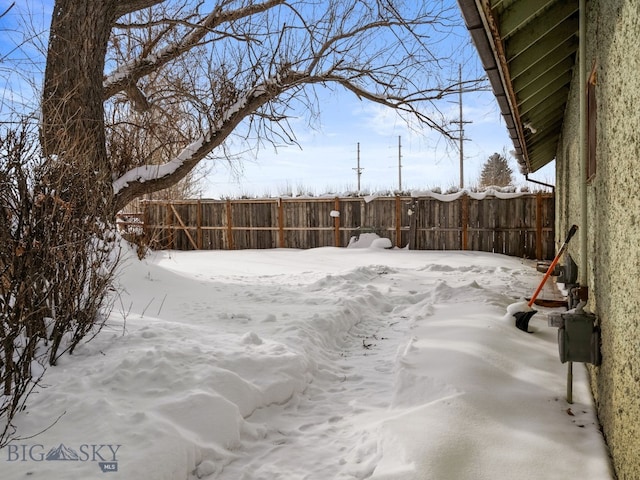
(550, 312, 601, 365)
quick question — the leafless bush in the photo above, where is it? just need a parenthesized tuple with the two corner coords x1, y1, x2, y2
(0, 123, 120, 446)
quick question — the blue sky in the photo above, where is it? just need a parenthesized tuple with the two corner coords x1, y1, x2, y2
(0, 0, 49, 115)
(206, 82, 546, 198)
(190, 1, 556, 198)
(0, 0, 555, 198)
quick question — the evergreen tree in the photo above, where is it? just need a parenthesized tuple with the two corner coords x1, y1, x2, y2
(479, 152, 513, 187)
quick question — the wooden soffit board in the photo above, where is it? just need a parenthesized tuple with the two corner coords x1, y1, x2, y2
(458, 0, 579, 173)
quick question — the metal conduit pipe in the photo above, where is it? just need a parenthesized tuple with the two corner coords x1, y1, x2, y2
(579, 0, 588, 289)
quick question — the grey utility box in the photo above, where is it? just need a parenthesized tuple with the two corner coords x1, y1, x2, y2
(549, 312, 601, 365)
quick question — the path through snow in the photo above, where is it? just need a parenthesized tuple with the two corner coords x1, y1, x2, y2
(3, 247, 613, 480)
(215, 265, 422, 479)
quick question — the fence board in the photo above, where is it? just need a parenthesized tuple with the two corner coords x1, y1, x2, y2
(127, 193, 555, 259)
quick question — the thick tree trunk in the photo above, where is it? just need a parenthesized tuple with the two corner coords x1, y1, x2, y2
(41, 0, 116, 210)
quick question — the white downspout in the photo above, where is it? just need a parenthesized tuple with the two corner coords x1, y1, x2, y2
(579, 0, 588, 289)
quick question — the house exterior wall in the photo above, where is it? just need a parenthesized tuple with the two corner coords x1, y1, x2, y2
(556, 1, 640, 478)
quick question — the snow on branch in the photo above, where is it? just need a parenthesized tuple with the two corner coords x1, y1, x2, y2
(112, 136, 206, 194)
(110, 73, 285, 207)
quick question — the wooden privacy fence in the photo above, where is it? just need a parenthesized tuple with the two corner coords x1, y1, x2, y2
(117, 193, 555, 259)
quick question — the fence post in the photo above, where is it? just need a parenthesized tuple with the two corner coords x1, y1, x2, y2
(461, 194, 469, 250)
(197, 200, 203, 249)
(226, 199, 234, 250)
(395, 196, 402, 247)
(408, 198, 417, 250)
(278, 198, 285, 248)
(334, 197, 341, 247)
(142, 200, 150, 247)
(536, 193, 543, 259)
(165, 202, 173, 249)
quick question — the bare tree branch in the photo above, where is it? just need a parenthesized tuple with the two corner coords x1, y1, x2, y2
(0, 2, 15, 19)
(104, 0, 286, 99)
(114, 0, 165, 19)
(113, 67, 302, 208)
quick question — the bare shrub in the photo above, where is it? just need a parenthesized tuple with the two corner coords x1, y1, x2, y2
(0, 123, 120, 446)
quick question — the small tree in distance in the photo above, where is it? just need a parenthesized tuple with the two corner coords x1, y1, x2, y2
(479, 152, 513, 188)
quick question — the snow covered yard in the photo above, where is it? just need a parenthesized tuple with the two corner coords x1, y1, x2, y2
(3, 239, 613, 479)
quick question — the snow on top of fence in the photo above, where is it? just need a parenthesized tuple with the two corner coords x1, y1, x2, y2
(358, 188, 530, 203)
(412, 188, 527, 202)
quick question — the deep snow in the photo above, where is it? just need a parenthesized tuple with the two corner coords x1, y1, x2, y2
(2, 236, 613, 479)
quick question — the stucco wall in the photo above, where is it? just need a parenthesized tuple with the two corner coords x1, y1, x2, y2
(556, 1, 640, 478)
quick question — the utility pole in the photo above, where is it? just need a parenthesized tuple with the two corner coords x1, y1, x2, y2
(450, 65, 472, 189)
(398, 135, 402, 191)
(352, 142, 363, 192)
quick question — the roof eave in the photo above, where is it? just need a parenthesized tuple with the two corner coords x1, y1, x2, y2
(457, 0, 533, 174)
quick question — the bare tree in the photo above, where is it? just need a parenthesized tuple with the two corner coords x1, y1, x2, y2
(40, 0, 481, 212)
